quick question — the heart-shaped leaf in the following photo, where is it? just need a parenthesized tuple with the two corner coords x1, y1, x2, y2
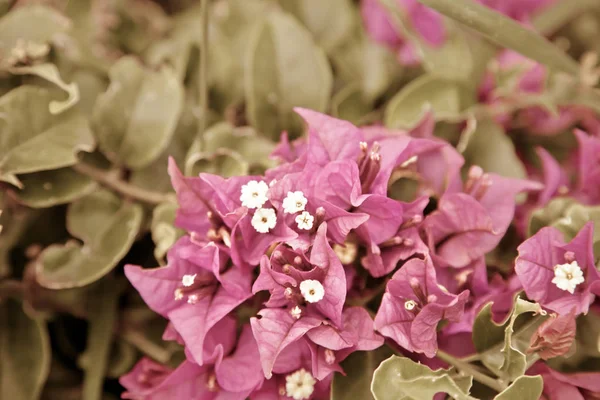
(0, 86, 95, 187)
(36, 190, 143, 289)
(0, 298, 51, 400)
(245, 10, 333, 140)
(91, 56, 184, 169)
(371, 356, 476, 400)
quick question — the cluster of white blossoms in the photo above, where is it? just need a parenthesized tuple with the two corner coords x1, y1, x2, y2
(241, 182, 315, 233)
(285, 368, 316, 400)
(552, 261, 585, 294)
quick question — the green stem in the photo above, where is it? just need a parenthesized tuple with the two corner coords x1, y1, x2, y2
(120, 329, 171, 364)
(72, 163, 172, 205)
(437, 350, 507, 393)
(198, 0, 210, 143)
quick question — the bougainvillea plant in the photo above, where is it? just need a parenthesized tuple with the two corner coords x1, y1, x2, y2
(3, 0, 600, 399)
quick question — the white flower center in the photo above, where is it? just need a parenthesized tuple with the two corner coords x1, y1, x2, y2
(291, 305, 302, 319)
(251, 208, 277, 233)
(295, 211, 314, 231)
(181, 274, 196, 287)
(285, 368, 316, 400)
(240, 180, 269, 209)
(404, 300, 417, 311)
(299, 279, 325, 303)
(283, 191, 308, 214)
(552, 261, 585, 294)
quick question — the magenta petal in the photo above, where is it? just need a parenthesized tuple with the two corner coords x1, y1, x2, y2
(250, 308, 322, 378)
(342, 307, 384, 351)
(307, 342, 345, 380)
(306, 324, 356, 351)
(216, 325, 264, 393)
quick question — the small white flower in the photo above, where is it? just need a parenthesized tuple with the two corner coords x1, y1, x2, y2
(295, 211, 314, 231)
(299, 279, 325, 303)
(552, 261, 585, 294)
(285, 369, 316, 400)
(240, 180, 269, 209)
(291, 306, 302, 319)
(404, 300, 417, 311)
(187, 294, 199, 304)
(181, 274, 196, 287)
(283, 191, 308, 214)
(251, 208, 277, 233)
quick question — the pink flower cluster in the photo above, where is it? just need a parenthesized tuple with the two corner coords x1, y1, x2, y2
(120, 108, 600, 399)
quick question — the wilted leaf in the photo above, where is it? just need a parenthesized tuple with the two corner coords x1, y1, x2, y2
(0, 86, 95, 187)
(463, 118, 526, 179)
(80, 278, 120, 400)
(371, 356, 475, 400)
(384, 74, 468, 129)
(92, 56, 184, 169)
(0, 298, 51, 400)
(279, 0, 355, 52)
(8, 63, 80, 114)
(0, 4, 70, 54)
(36, 190, 143, 289)
(415, 0, 580, 76)
(151, 202, 184, 265)
(13, 168, 97, 208)
(331, 347, 393, 400)
(245, 10, 333, 139)
(493, 375, 543, 400)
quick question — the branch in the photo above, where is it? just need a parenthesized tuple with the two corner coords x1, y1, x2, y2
(436, 350, 508, 393)
(72, 163, 173, 205)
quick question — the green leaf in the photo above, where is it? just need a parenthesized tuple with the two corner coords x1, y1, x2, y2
(462, 118, 526, 179)
(13, 167, 97, 208)
(472, 303, 508, 353)
(532, 0, 600, 35)
(415, 0, 579, 76)
(92, 56, 184, 169)
(384, 74, 468, 129)
(371, 356, 475, 400)
(279, 0, 355, 53)
(185, 122, 276, 177)
(331, 84, 373, 125)
(245, 10, 333, 140)
(151, 202, 184, 265)
(36, 190, 143, 289)
(0, 86, 95, 187)
(528, 197, 577, 237)
(0, 298, 51, 400)
(0, 4, 70, 54)
(80, 278, 120, 400)
(331, 347, 393, 400)
(493, 375, 543, 400)
(8, 63, 80, 114)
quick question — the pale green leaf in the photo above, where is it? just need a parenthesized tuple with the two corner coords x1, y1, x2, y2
(331, 347, 393, 400)
(13, 167, 97, 208)
(92, 56, 184, 169)
(279, 0, 355, 52)
(151, 202, 184, 265)
(415, 0, 580, 76)
(493, 375, 543, 400)
(528, 197, 577, 237)
(245, 10, 333, 140)
(9, 63, 80, 114)
(36, 190, 143, 289)
(0, 4, 70, 54)
(0, 86, 95, 187)
(0, 299, 51, 400)
(385, 74, 467, 129)
(331, 84, 373, 125)
(371, 356, 475, 400)
(463, 117, 526, 179)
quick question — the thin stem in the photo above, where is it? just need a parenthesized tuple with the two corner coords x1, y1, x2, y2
(120, 329, 171, 364)
(72, 163, 172, 205)
(437, 350, 507, 393)
(198, 0, 210, 143)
